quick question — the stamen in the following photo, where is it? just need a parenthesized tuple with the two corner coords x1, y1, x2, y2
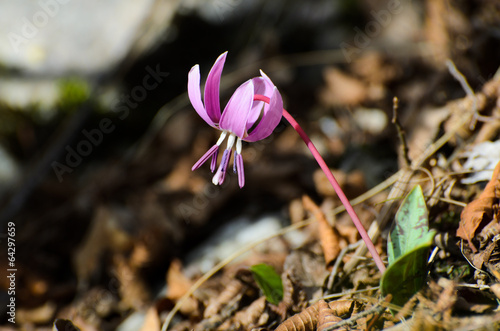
(210, 147, 219, 173)
(192, 144, 218, 171)
(236, 153, 245, 188)
(212, 149, 232, 185)
(236, 138, 242, 154)
(233, 138, 243, 174)
(216, 131, 228, 145)
(226, 133, 236, 150)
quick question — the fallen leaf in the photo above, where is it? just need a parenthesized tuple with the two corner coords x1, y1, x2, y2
(320, 67, 368, 106)
(457, 160, 500, 252)
(317, 299, 342, 331)
(139, 306, 161, 331)
(302, 195, 343, 268)
(231, 296, 268, 329)
(166, 259, 193, 300)
(275, 300, 354, 331)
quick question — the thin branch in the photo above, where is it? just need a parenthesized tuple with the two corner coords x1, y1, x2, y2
(392, 96, 410, 167)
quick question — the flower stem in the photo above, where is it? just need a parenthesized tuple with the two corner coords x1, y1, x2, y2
(254, 95, 386, 273)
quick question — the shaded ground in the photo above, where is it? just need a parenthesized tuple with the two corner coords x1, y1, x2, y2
(1, 0, 500, 330)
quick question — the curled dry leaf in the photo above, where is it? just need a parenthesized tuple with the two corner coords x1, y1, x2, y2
(277, 269, 308, 320)
(275, 301, 319, 331)
(457, 160, 500, 252)
(302, 195, 342, 268)
(196, 292, 244, 331)
(203, 278, 246, 318)
(232, 296, 268, 329)
(317, 300, 342, 331)
(328, 299, 355, 316)
(275, 300, 354, 331)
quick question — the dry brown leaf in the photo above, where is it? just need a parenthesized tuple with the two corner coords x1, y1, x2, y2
(317, 300, 343, 331)
(328, 300, 355, 316)
(320, 67, 367, 106)
(277, 269, 307, 320)
(302, 195, 342, 268)
(113, 255, 150, 310)
(275, 300, 354, 331)
(289, 198, 306, 224)
(231, 296, 268, 329)
(489, 283, 500, 300)
(166, 259, 193, 300)
(457, 160, 500, 252)
(434, 278, 457, 326)
(203, 278, 245, 318)
(351, 52, 399, 85)
(472, 240, 496, 270)
(139, 306, 161, 331)
(275, 301, 320, 331)
(196, 291, 244, 331)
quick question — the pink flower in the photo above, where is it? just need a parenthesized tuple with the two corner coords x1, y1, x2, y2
(189, 52, 283, 188)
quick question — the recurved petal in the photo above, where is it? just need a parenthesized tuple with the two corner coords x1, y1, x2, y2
(244, 87, 283, 142)
(204, 51, 227, 124)
(246, 75, 275, 129)
(219, 80, 254, 138)
(188, 65, 216, 127)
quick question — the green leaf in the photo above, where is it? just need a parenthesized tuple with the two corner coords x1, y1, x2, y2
(381, 185, 436, 308)
(387, 185, 432, 264)
(250, 264, 283, 305)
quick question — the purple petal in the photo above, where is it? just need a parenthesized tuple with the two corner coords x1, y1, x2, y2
(244, 87, 283, 142)
(246, 72, 275, 130)
(219, 80, 254, 138)
(188, 65, 216, 127)
(192, 144, 219, 170)
(235, 153, 245, 188)
(204, 52, 227, 124)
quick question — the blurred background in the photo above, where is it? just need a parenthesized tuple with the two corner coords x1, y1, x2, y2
(0, 0, 499, 329)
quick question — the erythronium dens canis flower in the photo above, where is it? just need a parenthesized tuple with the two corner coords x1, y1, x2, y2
(189, 51, 283, 188)
(163, 52, 389, 331)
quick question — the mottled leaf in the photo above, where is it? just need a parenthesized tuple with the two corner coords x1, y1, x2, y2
(250, 263, 283, 305)
(381, 185, 436, 308)
(387, 185, 432, 264)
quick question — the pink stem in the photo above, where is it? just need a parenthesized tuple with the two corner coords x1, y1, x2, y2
(255, 95, 386, 273)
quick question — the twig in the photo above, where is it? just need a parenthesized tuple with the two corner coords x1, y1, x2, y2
(318, 286, 380, 302)
(326, 242, 361, 292)
(392, 96, 410, 167)
(445, 59, 479, 129)
(321, 295, 391, 331)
